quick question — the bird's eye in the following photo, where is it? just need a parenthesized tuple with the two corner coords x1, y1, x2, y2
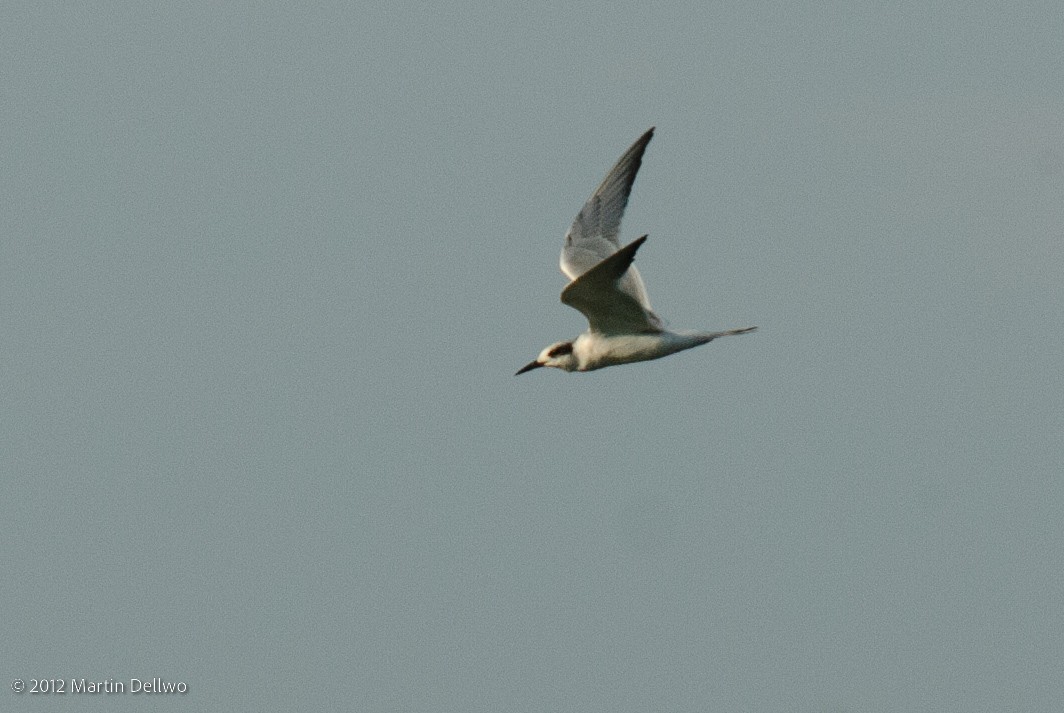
(548, 343, 573, 357)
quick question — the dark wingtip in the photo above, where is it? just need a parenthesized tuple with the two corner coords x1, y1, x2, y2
(625, 234, 649, 257)
(606, 235, 649, 274)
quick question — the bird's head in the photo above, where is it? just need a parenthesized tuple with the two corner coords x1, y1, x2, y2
(516, 340, 577, 375)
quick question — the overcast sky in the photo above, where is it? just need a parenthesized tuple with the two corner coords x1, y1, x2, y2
(3, 2, 1063, 711)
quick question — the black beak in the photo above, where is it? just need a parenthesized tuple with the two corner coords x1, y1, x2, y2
(515, 360, 543, 376)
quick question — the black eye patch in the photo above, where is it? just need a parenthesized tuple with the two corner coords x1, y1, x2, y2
(548, 343, 573, 358)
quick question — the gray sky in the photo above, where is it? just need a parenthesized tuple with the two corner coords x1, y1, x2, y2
(3, 2, 1063, 711)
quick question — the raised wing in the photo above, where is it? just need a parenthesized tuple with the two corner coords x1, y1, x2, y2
(561, 236, 663, 335)
(561, 127, 657, 315)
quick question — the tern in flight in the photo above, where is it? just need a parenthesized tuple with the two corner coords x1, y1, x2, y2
(516, 127, 756, 375)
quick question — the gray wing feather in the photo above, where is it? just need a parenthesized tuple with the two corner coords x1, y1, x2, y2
(561, 236, 663, 334)
(561, 128, 657, 314)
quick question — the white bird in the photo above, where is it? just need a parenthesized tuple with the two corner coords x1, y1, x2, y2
(517, 127, 756, 375)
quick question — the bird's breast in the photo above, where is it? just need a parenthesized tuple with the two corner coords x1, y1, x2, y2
(574, 332, 685, 370)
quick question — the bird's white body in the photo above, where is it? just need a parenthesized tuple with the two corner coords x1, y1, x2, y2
(539, 329, 754, 373)
(517, 127, 755, 375)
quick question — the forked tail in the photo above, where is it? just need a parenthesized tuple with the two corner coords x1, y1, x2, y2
(691, 326, 757, 344)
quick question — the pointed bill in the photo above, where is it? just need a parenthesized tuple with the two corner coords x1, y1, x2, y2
(515, 360, 543, 375)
